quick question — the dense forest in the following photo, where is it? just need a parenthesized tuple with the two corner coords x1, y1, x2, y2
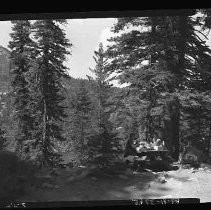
(1, 10, 211, 201)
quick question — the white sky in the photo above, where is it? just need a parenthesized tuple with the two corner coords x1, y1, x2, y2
(0, 18, 117, 79)
(0, 17, 211, 87)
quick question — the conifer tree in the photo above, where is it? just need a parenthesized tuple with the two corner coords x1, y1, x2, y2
(8, 20, 35, 159)
(72, 80, 93, 163)
(89, 43, 112, 128)
(106, 17, 175, 146)
(89, 43, 120, 166)
(106, 13, 211, 161)
(32, 20, 71, 167)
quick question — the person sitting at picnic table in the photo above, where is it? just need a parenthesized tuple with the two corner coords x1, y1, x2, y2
(152, 137, 165, 151)
(124, 139, 139, 157)
(135, 140, 151, 153)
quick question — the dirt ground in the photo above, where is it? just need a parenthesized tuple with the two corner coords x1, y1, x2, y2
(18, 164, 211, 203)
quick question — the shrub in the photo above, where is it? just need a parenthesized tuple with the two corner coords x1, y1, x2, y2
(0, 151, 38, 201)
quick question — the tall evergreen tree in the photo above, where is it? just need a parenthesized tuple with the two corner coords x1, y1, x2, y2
(106, 17, 176, 150)
(173, 15, 211, 160)
(106, 13, 211, 161)
(32, 20, 71, 167)
(89, 43, 121, 166)
(72, 80, 93, 163)
(8, 20, 35, 159)
(89, 43, 112, 128)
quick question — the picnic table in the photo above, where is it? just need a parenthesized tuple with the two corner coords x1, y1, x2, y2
(135, 149, 169, 160)
(124, 139, 172, 169)
(124, 146, 171, 171)
(132, 149, 173, 171)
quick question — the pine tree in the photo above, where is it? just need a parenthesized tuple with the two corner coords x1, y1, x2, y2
(72, 80, 93, 163)
(32, 20, 71, 167)
(196, 9, 211, 158)
(89, 43, 120, 167)
(106, 17, 175, 146)
(8, 20, 36, 159)
(174, 15, 211, 160)
(89, 43, 112, 128)
(106, 13, 211, 161)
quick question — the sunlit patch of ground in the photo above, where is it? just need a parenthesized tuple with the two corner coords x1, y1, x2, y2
(18, 165, 211, 203)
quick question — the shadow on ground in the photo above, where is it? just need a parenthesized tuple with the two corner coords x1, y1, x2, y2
(19, 167, 165, 201)
(17, 162, 211, 203)
(19, 168, 182, 202)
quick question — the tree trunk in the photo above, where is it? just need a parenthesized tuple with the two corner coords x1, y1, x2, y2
(206, 121, 211, 159)
(162, 118, 173, 155)
(169, 96, 180, 161)
(80, 117, 84, 155)
(146, 84, 155, 142)
(162, 96, 180, 161)
(150, 17, 157, 65)
(42, 99, 47, 167)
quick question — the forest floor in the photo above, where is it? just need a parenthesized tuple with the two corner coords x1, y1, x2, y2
(17, 162, 211, 203)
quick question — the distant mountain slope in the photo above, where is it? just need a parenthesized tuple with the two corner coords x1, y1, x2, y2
(0, 45, 121, 97)
(0, 46, 11, 93)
